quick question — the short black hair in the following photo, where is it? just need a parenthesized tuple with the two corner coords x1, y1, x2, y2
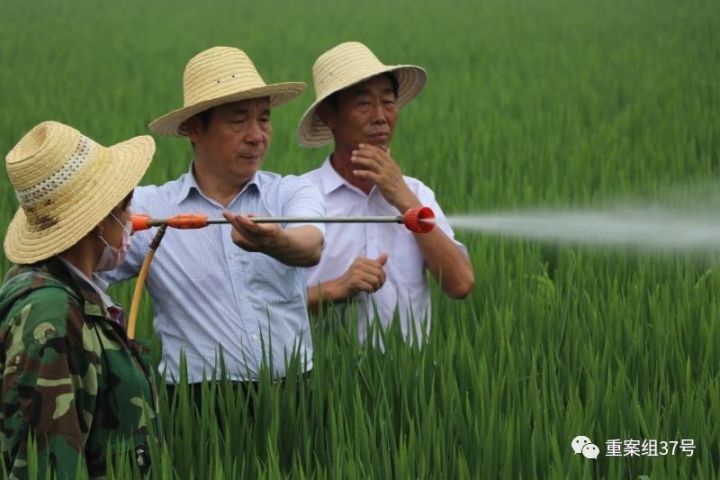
(197, 107, 215, 129)
(116, 191, 133, 212)
(323, 72, 399, 109)
(179, 107, 215, 137)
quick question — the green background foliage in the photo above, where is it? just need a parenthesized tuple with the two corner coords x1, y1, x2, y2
(1, 0, 719, 477)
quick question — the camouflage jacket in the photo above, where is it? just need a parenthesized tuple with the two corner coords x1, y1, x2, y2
(0, 257, 159, 479)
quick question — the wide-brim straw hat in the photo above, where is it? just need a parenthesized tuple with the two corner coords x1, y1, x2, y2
(4, 121, 154, 264)
(297, 42, 427, 148)
(149, 46, 307, 137)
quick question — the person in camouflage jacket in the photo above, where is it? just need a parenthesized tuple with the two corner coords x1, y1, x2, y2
(0, 258, 159, 478)
(0, 121, 157, 478)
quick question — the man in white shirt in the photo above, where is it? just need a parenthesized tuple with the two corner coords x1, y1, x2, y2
(297, 42, 474, 343)
(102, 47, 325, 384)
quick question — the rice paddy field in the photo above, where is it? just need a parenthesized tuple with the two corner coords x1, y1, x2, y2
(1, 0, 720, 478)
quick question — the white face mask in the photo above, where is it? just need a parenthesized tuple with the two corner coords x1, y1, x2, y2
(96, 212, 132, 272)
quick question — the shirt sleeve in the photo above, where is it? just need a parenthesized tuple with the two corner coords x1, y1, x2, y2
(413, 179, 469, 258)
(280, 176, 327, 236)
(2, 288, 96, 479)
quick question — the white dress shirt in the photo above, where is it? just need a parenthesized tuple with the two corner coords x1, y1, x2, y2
(100, 166, 325, 383)
(302, 157, 467, 343)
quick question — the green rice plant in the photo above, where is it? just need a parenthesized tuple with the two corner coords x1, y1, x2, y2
(0, 0, 719, 477)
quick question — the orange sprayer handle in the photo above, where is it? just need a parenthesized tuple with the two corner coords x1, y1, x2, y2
(166, 214, 209, 229)
(131, 214, 209, 231)
(132, 214, 152, 232)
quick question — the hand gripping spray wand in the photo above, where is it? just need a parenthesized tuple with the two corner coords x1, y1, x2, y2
(125, 206, 436, 339)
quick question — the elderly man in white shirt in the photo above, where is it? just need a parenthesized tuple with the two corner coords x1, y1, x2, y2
(298, 42, 474, 343)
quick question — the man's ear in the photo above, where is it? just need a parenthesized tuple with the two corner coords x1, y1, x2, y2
(316, 103, 335, 130)
(181, 116, 203, 142)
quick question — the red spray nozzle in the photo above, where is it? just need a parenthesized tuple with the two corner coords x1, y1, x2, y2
(403, 206, 435, 233)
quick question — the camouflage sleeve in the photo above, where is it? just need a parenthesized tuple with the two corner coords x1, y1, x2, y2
(2, 287, 95, 479)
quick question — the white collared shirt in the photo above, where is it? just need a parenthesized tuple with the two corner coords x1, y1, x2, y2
(59, 258, 125, 325)
(302, 157, 467, 343)
(100, 166, 326, 383)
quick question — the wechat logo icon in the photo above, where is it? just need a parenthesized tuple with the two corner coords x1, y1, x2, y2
(572, 435, 600, 459)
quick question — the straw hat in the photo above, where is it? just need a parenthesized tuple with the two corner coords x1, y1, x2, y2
(149, 46, 307, 136)
(4, 121, 154, 264)
(297, 42, 427, 148)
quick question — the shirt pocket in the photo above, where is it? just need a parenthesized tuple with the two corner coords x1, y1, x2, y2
(389, 231, 425, 286)
(245, 253, 303, 305)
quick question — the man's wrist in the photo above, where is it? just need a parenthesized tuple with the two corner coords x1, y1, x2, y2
(263, 227, 286, 259)
(324, 279, 340, 302)
(395, 194, 422, 214)
(324, 279, 350, 303)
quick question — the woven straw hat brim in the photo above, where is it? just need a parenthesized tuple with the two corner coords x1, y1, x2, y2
(4, 135, 155, 264)
(297, 65, 427, 148)
(149, 82, 306, 137)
